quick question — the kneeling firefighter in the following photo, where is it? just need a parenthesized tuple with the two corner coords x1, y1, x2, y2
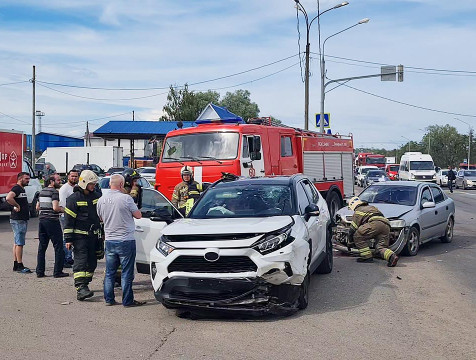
(64, 170, 103, 300)
(348, 196, 399, 267)
(171, 166, 203, 216)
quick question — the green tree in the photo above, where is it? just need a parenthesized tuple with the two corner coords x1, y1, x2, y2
(422, 125, 467, 167)
(219, 90, 259, 121)
(160, 84, 220, 121)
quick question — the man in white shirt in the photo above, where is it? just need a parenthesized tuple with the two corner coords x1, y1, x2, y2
(96, 174, 144, 307)
(58, 170, 79, 266)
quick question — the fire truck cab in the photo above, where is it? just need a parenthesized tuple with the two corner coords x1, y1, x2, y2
(155, 118, 354, 218)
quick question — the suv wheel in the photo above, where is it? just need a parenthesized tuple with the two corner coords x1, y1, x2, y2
(297, 271, 310, 310)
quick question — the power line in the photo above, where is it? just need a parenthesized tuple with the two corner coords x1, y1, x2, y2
(337, 81, 476, 118)
(0, 80, 29, 87)
(0, 110, 30, 124)
(36, 54, 300, 91)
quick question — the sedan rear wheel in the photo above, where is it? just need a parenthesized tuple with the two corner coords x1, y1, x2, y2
(401, 226, 420, 256)
(441, 217, 454, 243)
(463, 181, 466, 190)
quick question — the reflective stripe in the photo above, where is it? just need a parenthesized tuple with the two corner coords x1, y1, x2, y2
(384, 249, 394, 261)
(85, 272, 94, 278)
(354, 211, 368, 216)
(351, 222, 358, 229)
(369, 216, 389, 223)
(74, 229, 89, 235)
(185, 198, 195, 215)
(92, 199, 99, 205)
(63, 229, 74, 234)
(359, 247, 372, 257)
(74, 271, 87, 279)
(64, 207, 77, 218)
(188, 191, 200, 195)
(172, 193, 179, 199)
(76, 201, 88, 206)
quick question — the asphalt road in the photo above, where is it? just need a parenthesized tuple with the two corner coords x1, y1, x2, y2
(0, 187, 475, 360)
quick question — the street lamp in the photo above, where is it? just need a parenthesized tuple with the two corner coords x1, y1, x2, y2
(319, 18, 370, 133)
(418, 128, 430, 154)
(401, 135, 411, 152)
(294, 0, 349, 130)
(454, 117, 473, 167)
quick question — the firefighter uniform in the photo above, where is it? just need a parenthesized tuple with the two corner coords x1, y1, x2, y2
(348, 197, 398, 267)
(63, 172, 102, 300)
(171, 166, 203, 216)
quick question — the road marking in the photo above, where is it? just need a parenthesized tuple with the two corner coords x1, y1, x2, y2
(446, 190, 476, 196)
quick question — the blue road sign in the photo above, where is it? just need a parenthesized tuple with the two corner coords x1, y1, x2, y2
(315, 113, 330, 128)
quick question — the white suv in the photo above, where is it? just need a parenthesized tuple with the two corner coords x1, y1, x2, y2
(146, 175, 333, 316)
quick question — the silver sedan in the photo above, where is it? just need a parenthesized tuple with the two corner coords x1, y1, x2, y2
(455, 170, 476, 190)
(335, 181, 455, 256)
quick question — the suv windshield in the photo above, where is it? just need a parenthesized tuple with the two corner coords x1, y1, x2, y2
(366, 157, 386, 165)
(388, 165, 399, 172)
(162, 132, 239, 162)
(359, 185, 417, 206)
(189, 184, 295, 218)
(410, 161, 434, 170)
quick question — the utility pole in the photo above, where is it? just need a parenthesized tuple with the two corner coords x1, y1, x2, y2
(130, 111, 135, 168)
(31, 66, 36, 165)
(454, 117, 472, 168)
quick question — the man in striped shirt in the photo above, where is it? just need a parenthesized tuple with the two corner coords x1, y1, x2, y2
(35, 174, 69, 278)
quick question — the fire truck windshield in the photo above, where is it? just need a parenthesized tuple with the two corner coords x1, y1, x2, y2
(366, 157, 386, 165)
(162, 132, 239, 162)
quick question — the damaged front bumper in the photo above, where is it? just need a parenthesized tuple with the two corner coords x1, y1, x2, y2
(155, 276, 301, 315)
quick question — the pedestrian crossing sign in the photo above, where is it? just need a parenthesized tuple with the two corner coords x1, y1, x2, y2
(315, 113, 330, 128)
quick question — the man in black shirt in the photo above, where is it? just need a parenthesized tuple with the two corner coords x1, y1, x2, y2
(36, 174, 68, 278)
(6, 172, 31, 273)
(447, 165, 456, 193)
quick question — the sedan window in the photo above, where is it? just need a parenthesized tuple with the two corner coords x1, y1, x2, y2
(420, 187, 433, 206)
(430, 186, 445, 203)
(141, 189, 180, 218)
(301, 180, 318, 204)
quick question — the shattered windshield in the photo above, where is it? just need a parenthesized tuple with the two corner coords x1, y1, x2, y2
(359, 185, 417, 206)
(162, 132, 239, 162)
(189, 184, 295, 218)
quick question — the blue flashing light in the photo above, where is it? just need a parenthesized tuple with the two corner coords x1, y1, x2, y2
(195, 118, 244, 125)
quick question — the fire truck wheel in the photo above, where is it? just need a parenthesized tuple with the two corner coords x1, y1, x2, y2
(326, 191, 341, 221)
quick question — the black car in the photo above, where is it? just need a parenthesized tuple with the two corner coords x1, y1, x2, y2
(72, 164, 105, 176)
(105, 166, 132, 176)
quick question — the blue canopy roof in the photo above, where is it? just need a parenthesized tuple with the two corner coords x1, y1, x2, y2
(93, 121, 195, 139)
(196, 103, 243, 124)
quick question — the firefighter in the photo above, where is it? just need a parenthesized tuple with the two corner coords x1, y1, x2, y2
(64, 170, 102, 301)
(348, 196, 399, 267)
(122, 168, 142, 207)
(171, 166, 203, 216)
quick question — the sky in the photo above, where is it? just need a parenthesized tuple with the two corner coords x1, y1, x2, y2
(0, 0, 475, 149)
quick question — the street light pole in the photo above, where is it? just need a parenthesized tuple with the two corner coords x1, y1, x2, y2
(320, 18, 369, 133)
(418, 128, 430, 154)
(454, 117, 472, 167)
(294, 0, 349, 130)
(401, 135, 411, 152)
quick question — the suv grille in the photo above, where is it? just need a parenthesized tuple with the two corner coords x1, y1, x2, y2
(168, 256, 257, 273)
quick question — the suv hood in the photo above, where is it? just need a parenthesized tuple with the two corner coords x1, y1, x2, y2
(163, 216, 293, 236)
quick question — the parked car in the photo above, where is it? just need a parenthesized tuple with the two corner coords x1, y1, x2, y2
(146, 175, 333, 315)
(455, 170, 476, 189)
(98, 175, 152, 196)
(72, 163, 105, 177)
(385, 164, 399, 181)
(136, 166, 156, 184)
(334, 181, 455, 257)
(355, 166, 378, 187)
(363, 170, 390, 187)
(436, 168, 449, 187)
(105, 166, 131, 176)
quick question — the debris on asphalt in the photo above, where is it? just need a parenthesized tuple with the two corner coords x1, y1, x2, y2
(61, 301, 72, 305)
(396, 276, 402, 280)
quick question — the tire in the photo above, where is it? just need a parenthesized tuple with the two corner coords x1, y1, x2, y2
(401, 226, 420, 256)
(441, 217, 454, 243)
(462, 181, 466, 190)
(297, 271, 310, 310)
(326, 191, 342, 222)
(29, 195, 39, 218)
(315, 228, 333, 274)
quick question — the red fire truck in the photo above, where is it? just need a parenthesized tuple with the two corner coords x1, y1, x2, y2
(155, 118, 354, 217)
(356, 152, 386, 168)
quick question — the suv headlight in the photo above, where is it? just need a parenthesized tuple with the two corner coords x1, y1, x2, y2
(156, 236, 175, 257)
(410, 173, 415, 179)
(252, 224, 294, 255)
(432, 174, 436, 179)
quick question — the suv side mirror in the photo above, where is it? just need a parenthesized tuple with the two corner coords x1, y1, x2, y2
(304, 203, 320, 221)
(37, 170, 43, 179)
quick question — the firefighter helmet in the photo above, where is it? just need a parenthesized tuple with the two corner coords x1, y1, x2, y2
(78, 170, 99, 190)
(122, 168, 140, 188)
(348, 196, 364, 211)
(181, 166, 193, 180)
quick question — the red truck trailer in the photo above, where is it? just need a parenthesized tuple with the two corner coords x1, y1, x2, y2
(155, 118, 354, 218)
